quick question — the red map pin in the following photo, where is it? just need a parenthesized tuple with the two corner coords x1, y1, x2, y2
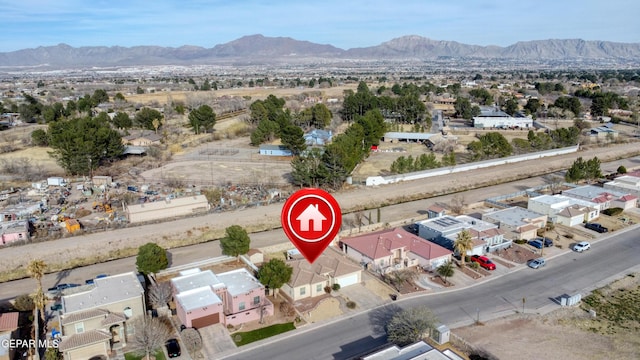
(281, 188, 342, 263)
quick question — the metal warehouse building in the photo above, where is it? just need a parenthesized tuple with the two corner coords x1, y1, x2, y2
(126, 195, 210, 223)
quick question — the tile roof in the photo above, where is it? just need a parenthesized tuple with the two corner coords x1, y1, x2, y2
(517, 224, 539, 233)
(468, 227, 505, 240)
(286, 249, 361, 288)
(0, 312, 19, 331)
(619, 194, 638, 201)
(557, 205, 590, 218)
(61, 309, 109, 325)
(58, 329, 111, 352)
(427, 204, 446, 213)
(101, 312, 126, 326)
(341, 228, 452, 262)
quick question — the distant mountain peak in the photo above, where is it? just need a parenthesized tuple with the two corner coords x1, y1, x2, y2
(0, 35, 639, 69)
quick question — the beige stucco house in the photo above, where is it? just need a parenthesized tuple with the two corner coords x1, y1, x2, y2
(58, 272, 145, 360)
(282, 249, 362, 301)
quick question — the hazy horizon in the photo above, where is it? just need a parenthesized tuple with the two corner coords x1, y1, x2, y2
(1, 0, 639, 52)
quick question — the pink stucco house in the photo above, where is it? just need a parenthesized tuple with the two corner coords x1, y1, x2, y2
(0, 221, 29, 246)
(170, 268, 273, 328)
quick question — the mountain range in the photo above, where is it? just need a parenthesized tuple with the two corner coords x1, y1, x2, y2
(1, 34, 639, 69)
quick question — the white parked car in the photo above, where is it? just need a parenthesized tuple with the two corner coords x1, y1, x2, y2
(573, 241, 591, 252)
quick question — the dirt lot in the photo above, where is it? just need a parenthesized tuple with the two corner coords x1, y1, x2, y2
(125, 85, 357, 105)
(454, 273, 640, 360)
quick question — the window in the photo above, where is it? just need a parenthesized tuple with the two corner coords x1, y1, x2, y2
(239, 302, 245, 311)
(75, 322, 84, 334)
(123, 307, 133, 319)
(253, 296, 260, 305)
(316, 284, 322, 293)
(300, 287, 306, 296)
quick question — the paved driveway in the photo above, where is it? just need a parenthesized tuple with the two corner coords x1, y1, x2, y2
(336, 273, 392, 310)
(198, 324, 237, 359)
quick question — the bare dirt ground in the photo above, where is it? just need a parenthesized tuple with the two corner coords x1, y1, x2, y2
(139, 136, 293, 186)
(454, 273, 640, 360)
(125, 85, 357, 105)
(1, 142, 640, 282)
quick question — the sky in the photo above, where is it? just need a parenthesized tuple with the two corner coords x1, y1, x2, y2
(1, 0, 639, 52)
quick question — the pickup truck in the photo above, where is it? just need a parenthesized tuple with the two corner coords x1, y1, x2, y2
(585, 223, 608, 233)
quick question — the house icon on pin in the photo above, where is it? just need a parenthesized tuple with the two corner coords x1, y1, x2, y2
(296, 204, 326, 232)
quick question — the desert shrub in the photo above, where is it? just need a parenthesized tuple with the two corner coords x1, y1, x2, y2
(324, 286, 332, 294)
(565, 233, 574, 239)
(617, 165, 627, 174)
(469, 261, 480, 270)
(346, 301, 356, 309)
(514, 239, 527, 245)
(602, 207, 623, 216)
(332, 283, 341, 291)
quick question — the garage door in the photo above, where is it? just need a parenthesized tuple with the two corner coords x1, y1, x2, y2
(337, 273, 359, 287)
(192, 313, 219, 328)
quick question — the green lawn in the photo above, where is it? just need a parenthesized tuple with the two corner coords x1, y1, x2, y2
(124, 350, 166, 360)
(232, 322, 296, 346)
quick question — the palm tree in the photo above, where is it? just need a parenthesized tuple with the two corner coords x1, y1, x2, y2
(27, 259, 47, 360)
(436, 261, 454, 284)
(454, 229, 474, 266)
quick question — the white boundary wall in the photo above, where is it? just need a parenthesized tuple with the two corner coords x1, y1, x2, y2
(366, 145, 579, 186)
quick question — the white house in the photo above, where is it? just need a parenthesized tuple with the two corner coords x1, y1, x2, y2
(416, 215, 508, 255)
(472, 107, 533, 129)
(562, 185, 637, 211)
(604, 175, 640, 199)
(482, 207, 547, 241)
(527, 194, 599, 224)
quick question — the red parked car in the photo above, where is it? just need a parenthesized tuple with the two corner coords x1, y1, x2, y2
(470, 255, 496, 270)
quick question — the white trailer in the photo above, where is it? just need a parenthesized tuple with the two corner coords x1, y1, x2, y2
(47, 177, 66, 186)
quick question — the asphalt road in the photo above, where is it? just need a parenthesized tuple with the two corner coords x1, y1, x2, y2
(1, 154, 638, 301)
(2, 143, 639, 277)
(222, 228, 640, 360)
(0, 174, 552, 301)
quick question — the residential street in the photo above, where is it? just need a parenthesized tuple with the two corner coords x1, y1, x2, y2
(1, 155, 639, 301)
(221, 228, 640, 360)
(0, 143, 638, 278)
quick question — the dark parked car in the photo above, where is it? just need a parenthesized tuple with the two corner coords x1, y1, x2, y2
(165, 338, 181, 358)
(527, 239, 544, 249)
(533, 237, 553, 247)
(47, 283, 80, 291)
(585, 223, 608, 233)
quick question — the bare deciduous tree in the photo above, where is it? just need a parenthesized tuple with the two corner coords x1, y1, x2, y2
(181, 328, 203, 357)
(148, 282, 172, 309)
(129, 315, 174, 360)
(279, 302, 296, 317)
(449, 194, 466, 215)
(354, 211, 364, 231)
